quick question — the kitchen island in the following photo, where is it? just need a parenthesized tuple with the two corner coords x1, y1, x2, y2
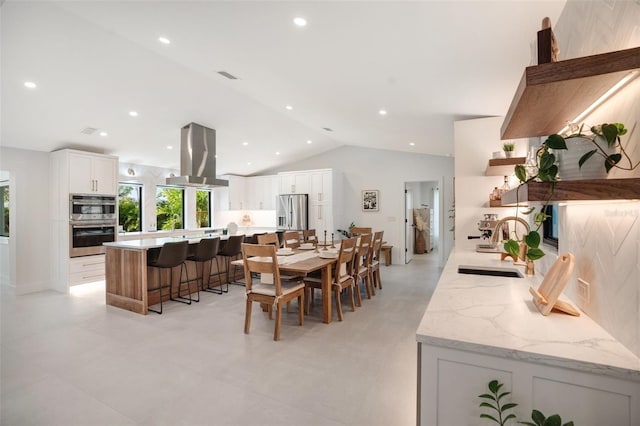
(416, 249, 640, 426)
(104, 234, 239, 315)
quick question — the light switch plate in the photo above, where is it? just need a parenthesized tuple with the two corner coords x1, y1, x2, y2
(578, 278, 591, 303)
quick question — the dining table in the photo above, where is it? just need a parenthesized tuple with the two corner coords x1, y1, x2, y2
(233, 244, 341, 324)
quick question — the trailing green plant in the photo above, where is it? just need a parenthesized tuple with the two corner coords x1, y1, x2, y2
(503, 121, 631, 262)
(503, 142, 515, 152)
(519, 409, 574, 426)
(503, 133, 567, 261)
(566, 122, 636, 173)
(478, 379, 518, 425)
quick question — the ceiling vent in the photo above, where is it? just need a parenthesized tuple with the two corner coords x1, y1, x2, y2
(323, 127, 334, 132)
(217, 71, 238, 80)
(80, 127, 98, 135)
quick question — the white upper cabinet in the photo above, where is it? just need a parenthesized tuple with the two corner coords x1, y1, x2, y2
(226, 175, 246, 210)
(279, 171, 311, 195)
(67, 151, 118, 195)
(247, 175, 278, 210)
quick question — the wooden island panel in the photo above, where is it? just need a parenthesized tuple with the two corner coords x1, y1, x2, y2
(106, 246, 147, 314)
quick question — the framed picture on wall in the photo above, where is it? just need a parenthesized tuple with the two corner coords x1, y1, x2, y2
(362, 190, 379, 212)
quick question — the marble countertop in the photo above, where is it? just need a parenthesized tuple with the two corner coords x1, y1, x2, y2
(416, 249, 640, 382)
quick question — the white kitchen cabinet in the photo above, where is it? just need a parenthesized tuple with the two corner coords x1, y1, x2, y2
(309, 170, 332, 204)
(69, 254, 105, 285)
(68, 151, 117, 195)
(278, 171, 311, 195)
(227, 175, 246, 210)
(246, 175, 278, 210)
(419, 344, 640, 426)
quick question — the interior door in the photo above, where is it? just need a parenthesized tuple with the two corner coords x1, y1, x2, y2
(405, 188, 414, 264)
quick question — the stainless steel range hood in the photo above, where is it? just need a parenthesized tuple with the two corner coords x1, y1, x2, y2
(166, 122, 228, 187)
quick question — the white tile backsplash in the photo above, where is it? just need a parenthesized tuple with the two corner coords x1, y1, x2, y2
(559, 202, 640, 358)
(548, 0, 640, 357)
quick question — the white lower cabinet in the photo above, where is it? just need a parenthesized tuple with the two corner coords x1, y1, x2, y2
(69, 254, 106, 285)
(419, 344, 640, 426)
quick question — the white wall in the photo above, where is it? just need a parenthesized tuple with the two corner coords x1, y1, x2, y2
(0, 147, 51, 294)
(454, 117, 531, 250)
(264, 145, 455, 266)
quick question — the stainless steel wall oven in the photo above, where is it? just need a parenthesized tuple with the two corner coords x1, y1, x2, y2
(69, 194, 117, 257)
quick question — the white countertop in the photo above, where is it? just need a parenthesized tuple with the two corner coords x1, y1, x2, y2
(416, 249, 640, 382)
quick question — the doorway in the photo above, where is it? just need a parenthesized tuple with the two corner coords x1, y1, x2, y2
(404, 181, 440, 264)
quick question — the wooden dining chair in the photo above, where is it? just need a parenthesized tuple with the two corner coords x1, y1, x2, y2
(242, 243, 305, 341)
(302, 229, 317, 243)
(369, 231, 384, 291)
(257, 232, 281, 247)
(283, 231, 301, 249)
(350, 226, 372, 237)
(304, 237, 357, 321)
(352, 233, 373, 306)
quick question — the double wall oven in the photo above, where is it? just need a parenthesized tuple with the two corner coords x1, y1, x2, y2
(69, 194, 117, 257)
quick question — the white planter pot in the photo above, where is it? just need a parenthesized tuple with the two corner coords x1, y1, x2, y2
(504, 151, 514, 158)
(556, 137, 612, 180)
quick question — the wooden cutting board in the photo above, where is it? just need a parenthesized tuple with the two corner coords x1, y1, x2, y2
(529, 253, 580, 316)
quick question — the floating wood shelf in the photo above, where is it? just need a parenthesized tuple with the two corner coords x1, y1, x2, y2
(485, 157, 526, 176)
(500, 47, 640, 140)
(501, 178, 640, 205)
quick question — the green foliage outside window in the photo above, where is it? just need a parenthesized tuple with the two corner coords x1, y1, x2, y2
(119, 184, 142, 232)
(156, 186, 184, 230)
(196, 189, 210, 228)
(1, 184, 9, 237)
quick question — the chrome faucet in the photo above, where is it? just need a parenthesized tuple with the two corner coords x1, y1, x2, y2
(491, 216, 530, 243)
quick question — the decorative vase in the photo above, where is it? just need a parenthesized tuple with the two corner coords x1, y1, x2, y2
(556, 136, 613, 180)
(526, 260, 535, 276)
(504, 151, 514, 158)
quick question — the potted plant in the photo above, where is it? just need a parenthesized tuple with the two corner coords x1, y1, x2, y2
(503, 142, 515, 158)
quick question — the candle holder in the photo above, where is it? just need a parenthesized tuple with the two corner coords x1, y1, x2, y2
(330, 233, 335, 248)
(323, 230, 328, 251)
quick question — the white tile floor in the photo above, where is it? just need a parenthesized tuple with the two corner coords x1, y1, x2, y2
(1, 253, 442, 426)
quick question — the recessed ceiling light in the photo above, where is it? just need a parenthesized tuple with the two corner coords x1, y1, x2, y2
(24, 81, 37, 89)
(409, 142, 415, 146)
(158, 36, 171, 44)
(247, 162, 252, 166)
(215, 154, 218, 159)
(285, 105, 293, 110)
(378, 109, 387, 116)
(307, 140, 313, 144)
(242, 141, 249, 146)
(129, 111, 138, 117)
(275, 151, 280, 155)
(166, 145, 173, 150)
(293, 17, 307, 27)
(99, 131, 108, 137)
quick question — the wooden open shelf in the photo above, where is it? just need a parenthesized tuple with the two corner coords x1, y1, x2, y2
(501, 178, 640, 205)
(500, 47, 640, 140)
(485, 157, 526, 176)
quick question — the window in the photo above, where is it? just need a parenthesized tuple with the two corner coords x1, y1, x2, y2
(119, 183, 142, 232)
(156, 186, 184, 230)
(196, 189, 211, 228)
(542, 203, 559, 248)
(1, 182, 9, 237)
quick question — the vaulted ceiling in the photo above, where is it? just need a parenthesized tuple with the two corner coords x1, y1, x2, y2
(1, 1, 566, 175)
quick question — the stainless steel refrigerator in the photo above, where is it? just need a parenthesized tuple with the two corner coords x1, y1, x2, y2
(277, 194, 308, 230)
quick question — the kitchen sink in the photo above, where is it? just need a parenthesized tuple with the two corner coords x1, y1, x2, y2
(457, 265, 523, 278)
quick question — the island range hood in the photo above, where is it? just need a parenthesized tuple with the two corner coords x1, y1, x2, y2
(166, 122, 228, 187)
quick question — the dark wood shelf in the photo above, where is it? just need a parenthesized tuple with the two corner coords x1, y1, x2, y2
(501, 47, 640, 140)
(501, 178, 640, 205)
(485, 157, 526, 176)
